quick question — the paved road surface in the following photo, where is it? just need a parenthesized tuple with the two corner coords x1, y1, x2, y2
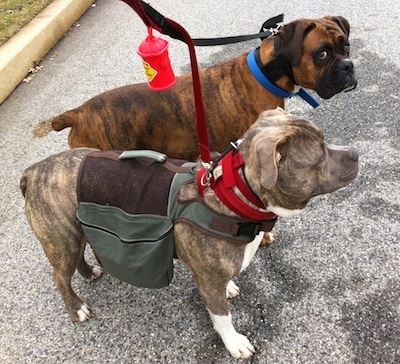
(0, 0, 399, 363)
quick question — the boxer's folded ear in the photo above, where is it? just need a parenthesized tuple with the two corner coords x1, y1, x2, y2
(327, 16, 350, 37)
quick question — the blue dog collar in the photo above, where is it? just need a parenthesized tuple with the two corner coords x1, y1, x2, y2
(247, 49, 319, 108)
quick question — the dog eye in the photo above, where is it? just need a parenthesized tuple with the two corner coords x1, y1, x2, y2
(317, 50, 329, 59)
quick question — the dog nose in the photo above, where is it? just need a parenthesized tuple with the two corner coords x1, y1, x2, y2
(348, 146, 359, 161)
(341, 59, 354, 72)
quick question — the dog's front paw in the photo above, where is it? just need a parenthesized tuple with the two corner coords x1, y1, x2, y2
(226, 280, 240, 299)
(225, 332, 255, 359)
(209, 312, 255, 359)
(260, 232, 274, 247)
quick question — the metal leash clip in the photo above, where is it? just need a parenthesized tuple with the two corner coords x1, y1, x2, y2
(200, 160, 214, 187)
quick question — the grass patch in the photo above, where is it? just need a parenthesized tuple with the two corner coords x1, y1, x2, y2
(0, 0, 54, 46)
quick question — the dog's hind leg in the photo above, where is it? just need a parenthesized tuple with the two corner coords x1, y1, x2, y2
(23, 204, 92, 322)
(52, 267, 91, 322)
(77, 254, 103, 282)
(44, 234, 93, 322)
(21, 148, 97, 322)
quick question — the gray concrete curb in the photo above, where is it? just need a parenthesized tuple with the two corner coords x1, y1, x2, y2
(0, 0, 95, 105)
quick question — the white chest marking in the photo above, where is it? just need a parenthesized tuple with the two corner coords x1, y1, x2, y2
(267, 204, 303, 217)
(240, 231, 263, 273)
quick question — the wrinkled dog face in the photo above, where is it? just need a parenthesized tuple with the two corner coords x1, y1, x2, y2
(282, 16, 357, 99)
(239, 108, 359, 215)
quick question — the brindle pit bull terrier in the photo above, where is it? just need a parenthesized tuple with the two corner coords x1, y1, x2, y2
(34, 16, 357, 161)
(21, 109, 359, 359)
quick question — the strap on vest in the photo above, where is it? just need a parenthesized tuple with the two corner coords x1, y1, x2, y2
(211, 217, 277, 235)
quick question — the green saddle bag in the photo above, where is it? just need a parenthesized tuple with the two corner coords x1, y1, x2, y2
(77, 203, 174, 288)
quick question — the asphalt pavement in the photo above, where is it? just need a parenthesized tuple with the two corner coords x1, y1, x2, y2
(0, 0, 399, 363)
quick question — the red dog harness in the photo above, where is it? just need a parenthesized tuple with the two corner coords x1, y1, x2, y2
(197, 148, 277, 222)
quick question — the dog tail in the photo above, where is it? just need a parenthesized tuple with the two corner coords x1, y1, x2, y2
(33, 110, 76, 138)
(33, 119, 54, 137)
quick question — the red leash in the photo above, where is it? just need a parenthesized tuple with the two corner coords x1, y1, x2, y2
(121, 0, 212, 164)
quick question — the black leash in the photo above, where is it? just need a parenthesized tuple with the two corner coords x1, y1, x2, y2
(135, 1, 283, 46)
(193, 14, 284, 46)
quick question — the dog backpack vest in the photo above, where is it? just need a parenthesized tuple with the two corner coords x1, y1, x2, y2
(76, 150, 271, 289)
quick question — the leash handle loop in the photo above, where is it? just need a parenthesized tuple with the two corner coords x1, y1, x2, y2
(119, 150, 167, 162)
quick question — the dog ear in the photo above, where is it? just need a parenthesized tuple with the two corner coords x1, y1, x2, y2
(327, 16, 350, 37)
(279, 20, 316, 66)
(257, 138, 284, 190)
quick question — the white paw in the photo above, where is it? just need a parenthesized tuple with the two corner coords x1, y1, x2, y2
(77, 303, 91, 322)
(208, 312, 255, 359)
(90, 265, 103, 280)
(225, 332, 255, 359)
(226, 280, 240, 299)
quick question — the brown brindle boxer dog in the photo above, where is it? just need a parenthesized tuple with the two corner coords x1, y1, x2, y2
(22, 109, 359, 359)
(34, 16, 357, 160)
